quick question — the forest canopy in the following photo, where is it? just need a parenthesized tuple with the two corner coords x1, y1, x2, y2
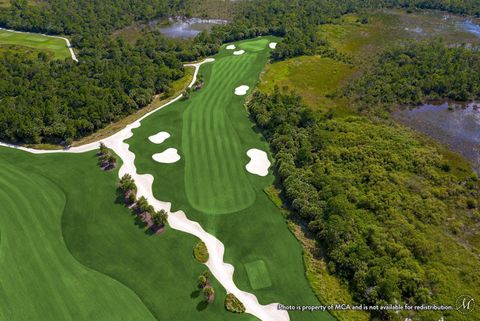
(1, 0, 480, 144)
(346, 41, 480, 113)
(248, 89, 480, 320)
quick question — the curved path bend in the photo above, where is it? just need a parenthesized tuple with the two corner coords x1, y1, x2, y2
(0, 57, 290, 321)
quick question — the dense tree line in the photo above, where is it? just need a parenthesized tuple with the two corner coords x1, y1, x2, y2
(212, 0, 480, 60)
(0, 35, 188, 144)
(1, 0, 480, 144)
(0, 0, 221, 144)
(346, 41, 480, 113)
(0, 0, 186, 36)
(248, 89, 480, 320)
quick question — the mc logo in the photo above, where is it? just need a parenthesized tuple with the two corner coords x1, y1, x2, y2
(456, 295, 475, 314)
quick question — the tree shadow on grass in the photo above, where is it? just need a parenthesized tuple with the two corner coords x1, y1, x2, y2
(190, 290, 200, 299)
(114, 188, 125, 205)
(133, 214, 146, 230)
(196, 300, 208, 311)
(144, 227, 155, 236)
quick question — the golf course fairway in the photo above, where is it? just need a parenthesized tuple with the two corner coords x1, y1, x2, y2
(0, 149, 257, 321)
(0, 28, 73, 60)
(0, 153, 156, 321)
(128, 37, 336, 321)
(0, 37, 335, 321)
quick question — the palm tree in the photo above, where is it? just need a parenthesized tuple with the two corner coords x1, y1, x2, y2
(198, 275, 207, 289)
(152, 209, 168, 227)
(203, 286, 215, 304)
(202, 270, 210, 279)
(119, 174, 137, 195)
(98, 142, 108, 155)
(136, 196, 149, 213)
(107, 155, 117, 168)
(126, 191, 136, 205)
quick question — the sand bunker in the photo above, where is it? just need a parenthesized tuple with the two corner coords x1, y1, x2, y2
(269, 42, 277, 49)
(245, 149, 270, 176)
(235, 85, 249, 96)
(152, 148, 180, 163)
(226, 44, 236, 50)
(233, 50, 245, 55)
(148, 131, 170, 144)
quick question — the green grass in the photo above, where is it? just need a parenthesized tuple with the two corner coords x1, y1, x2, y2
(0, 152, 156, 321)
(244, 260, 272, 290)
(0, 29, 71, 60)
(182, 53, 256, 214)
(259, 56, 354, 111)
(0, 148, 257, 321)
(127, 37, 336, 321)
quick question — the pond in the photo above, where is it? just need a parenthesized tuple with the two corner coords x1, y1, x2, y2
(156, 18, 227, 39)
(393, 102, 480, 172)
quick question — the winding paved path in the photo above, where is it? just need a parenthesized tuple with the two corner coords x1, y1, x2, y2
(0, 58, 290, 321)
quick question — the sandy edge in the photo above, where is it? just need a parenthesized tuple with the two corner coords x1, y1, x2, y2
(0, 27, 78, 61)
(0, 57, 289, 321)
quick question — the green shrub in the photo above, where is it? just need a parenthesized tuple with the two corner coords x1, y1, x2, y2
(224, 293, 245, 313)
(193, 241, 209, 263)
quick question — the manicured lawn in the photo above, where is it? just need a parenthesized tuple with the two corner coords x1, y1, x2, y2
(0, 29, 71, 59)
(0, 151, 155, 321)
(0, 148, 256, 321)
(127, 37, 336, 321)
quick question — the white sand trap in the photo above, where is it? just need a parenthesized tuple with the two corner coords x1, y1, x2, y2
(148, 131, 170, 144)
(269, 42, 277, 49)
(245, 149, 270, 176)
(226, 44, 236, 50)
(233, 50, 245, 55)
(235, 85, 249, 96)
(152, 148, 180, 163)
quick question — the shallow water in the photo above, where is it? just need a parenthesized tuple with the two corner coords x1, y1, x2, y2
(158, 18, 227, 38)
(461, 20, 480, 38)
(393, 102, 480, 171)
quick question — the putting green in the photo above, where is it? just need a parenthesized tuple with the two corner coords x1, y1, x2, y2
(238, 38, 270, 52)
(128, 37, 337, 321)
(0, 29, 71, 60)
(0, 157, 156, 321)
(0, 148, 257, 321)
(244, 260, 272, 290)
